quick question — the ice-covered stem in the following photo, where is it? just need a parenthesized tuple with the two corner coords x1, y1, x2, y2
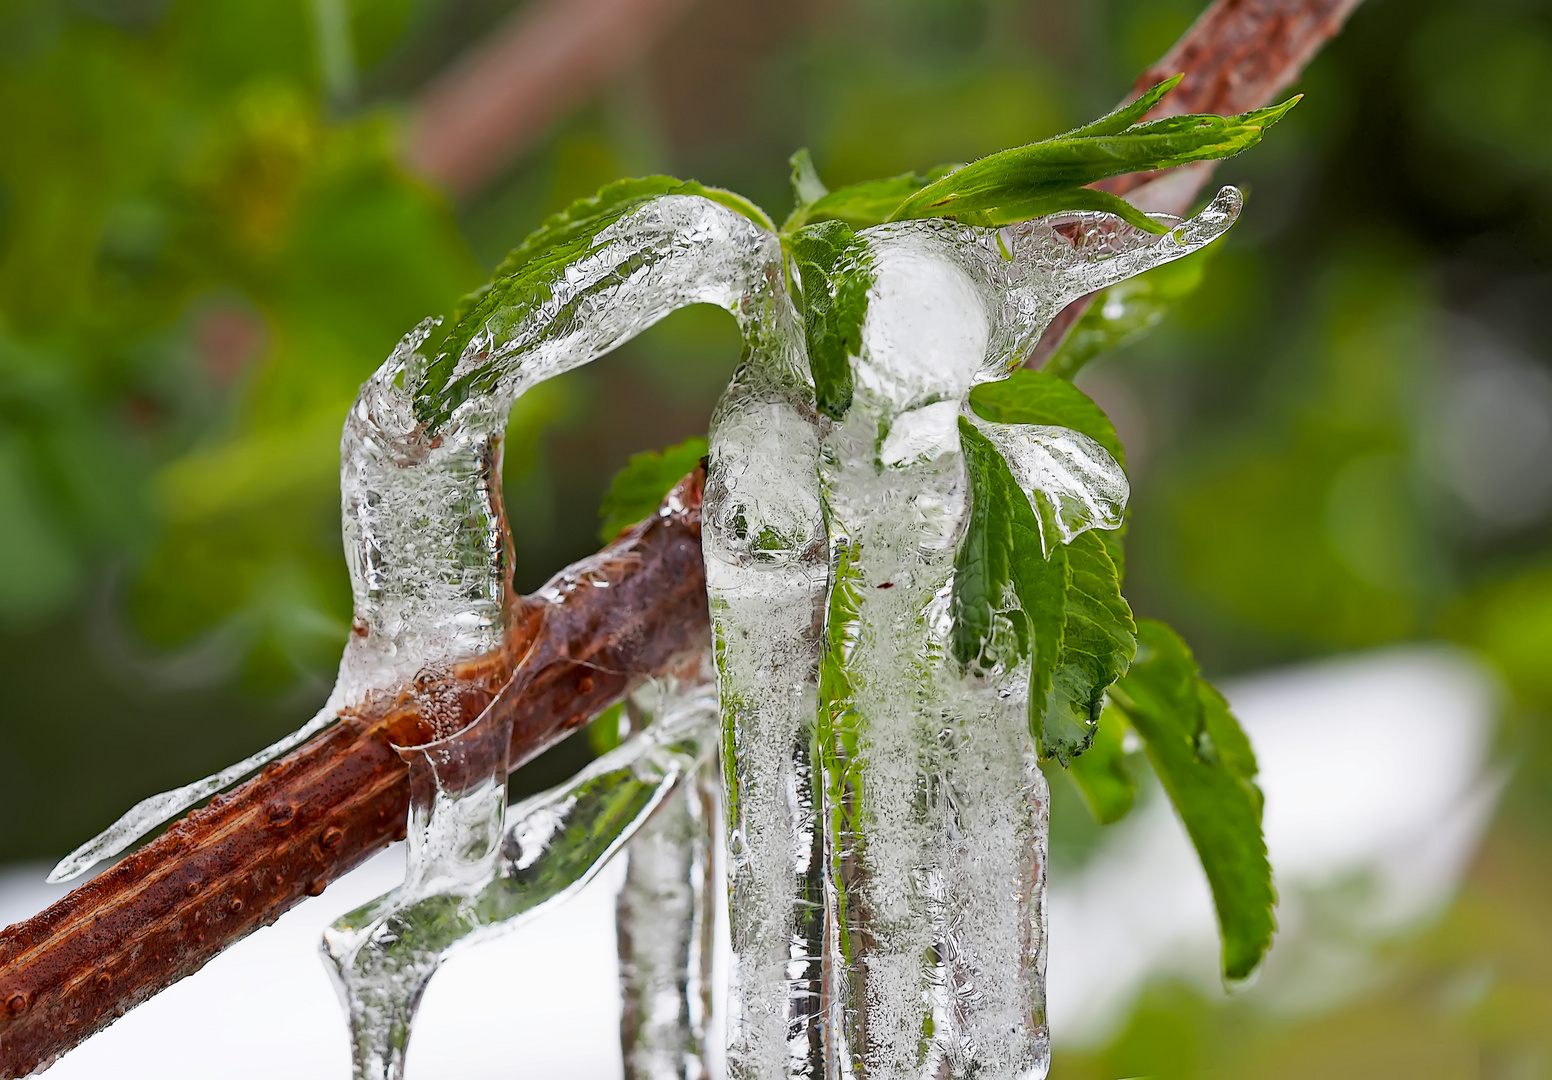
(1029, 0, 1366, 366)
(0, 472, 708, 1079)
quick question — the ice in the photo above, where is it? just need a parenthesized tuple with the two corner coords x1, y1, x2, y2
(967, 422, 1128, 553)
(615, 692, 722, 1080)
(322, 663, 719, 1080)
(50, 192, 791, 882)
(703, 188, 1241, 1078)
(701, 344, 826, 1079)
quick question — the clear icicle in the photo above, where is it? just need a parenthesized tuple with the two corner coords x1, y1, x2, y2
(322, 663, 720, 1080)
(51, 190, 799, 881)
(703, 188, 1242, 1079)
(701, 354, 827, 1077)
(616, 683, 722, 1080)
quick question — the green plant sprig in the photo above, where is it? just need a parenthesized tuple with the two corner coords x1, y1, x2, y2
(785, 76, 1299, 235)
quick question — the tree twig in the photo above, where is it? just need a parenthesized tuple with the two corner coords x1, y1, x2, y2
(0, 474, 707, 1076)
(1027, 0, 1366, 367)
(0, 0, 1364, 1072)
(408, 0, 694, 197)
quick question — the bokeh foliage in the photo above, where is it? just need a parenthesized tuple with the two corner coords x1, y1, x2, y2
(3, 0, 1551, 1072)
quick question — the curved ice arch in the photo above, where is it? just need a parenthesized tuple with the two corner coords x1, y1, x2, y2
(338, 193, 805, 703)
(51, 193, 806, 883)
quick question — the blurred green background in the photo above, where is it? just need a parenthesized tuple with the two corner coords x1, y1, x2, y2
(2, 0, 1550, 1074)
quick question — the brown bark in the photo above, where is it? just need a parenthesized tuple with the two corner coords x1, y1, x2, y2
(1027, 0, 1367, 367)
(1, 0, 1365, 1072)
(407, 0, 694, 197)
(0, 472, 708, 1077)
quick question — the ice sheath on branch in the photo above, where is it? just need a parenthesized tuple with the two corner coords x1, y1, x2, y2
(0, 472, 710, 1077)
(0, 0, 1364, 1073)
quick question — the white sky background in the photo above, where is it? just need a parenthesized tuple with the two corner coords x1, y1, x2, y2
(0, 644, 1501, 1079)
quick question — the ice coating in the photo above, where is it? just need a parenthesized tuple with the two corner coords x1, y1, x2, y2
(50, 174, 1242, 1079)
(336, 193, 797, 706)
(323, 662, 719, 1080)
(615, 701, 722, 1080)
(49, 192, 796, 883)
(968, 421, 1128, 553)
(704, 188, 1241, 1078)
(701, 350, 827, 1076)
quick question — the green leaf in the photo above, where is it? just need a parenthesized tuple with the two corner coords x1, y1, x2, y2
(954, 418, 1136, 763)
(1060, 74, 1184, 139)
(1043, 244, 1218, 380)
(969, 370, 1129, 577)
(586, 703, 626, 756)
(952, 417, 1026, 671)
(793, 164, 959, 232)
(1042, 530, 1136, 762)
(1067, 703, 1137, 824)
(818, 537, 866, 967)
(788, 220, 874, 419)
(420, 176, 773, 430)
(889, 94, 1299, 228)
(787, 148, 829, 218)
(954, 185, 1172, 234)
(1108, 619, 1275, 981)
(597, 436, 709, 542)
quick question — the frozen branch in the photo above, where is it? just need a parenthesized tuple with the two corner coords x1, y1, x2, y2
(0, 474, 708, 1076)
(0, 0, 1363, 1072)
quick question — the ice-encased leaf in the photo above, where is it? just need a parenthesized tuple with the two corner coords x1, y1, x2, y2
(419, 177, 776, 431)
(954, 419, 1137, 762)
(788, 219, 873, 419)
(969, 368, 1125, 467)
(48, 704, 338, 882)
(324, 666, 720, 1079)
(967, 373, 1130, 576)
(1042, 245, 1217, 381)
(1107, 619, 1275, 981)
(968, 416, 1128, 555)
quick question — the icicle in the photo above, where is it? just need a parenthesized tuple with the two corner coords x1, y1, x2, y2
(703, 188, 1242, 1079)
(322, 662, 720, 1080)
(615, 680, 722, 1080)
(701, 343, 827, 1078)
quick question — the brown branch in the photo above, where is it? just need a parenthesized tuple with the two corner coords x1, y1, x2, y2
(0, 472, 708, 1077)
(0, 0, 1365, 1072)
(408, 0, 694, 197)
(1027, 0, 1367, 367)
